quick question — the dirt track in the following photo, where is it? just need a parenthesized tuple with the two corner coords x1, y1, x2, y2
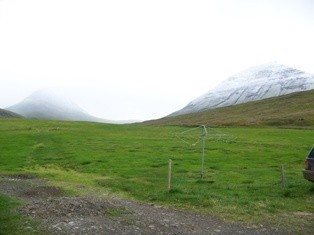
(0, 174, 290, 234)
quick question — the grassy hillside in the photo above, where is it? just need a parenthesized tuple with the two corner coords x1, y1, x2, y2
(145, 90, 314, 128)
(0, 119, 313, 229)
(0, 108, 23, 119)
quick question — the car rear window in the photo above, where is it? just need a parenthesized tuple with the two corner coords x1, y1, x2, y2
(308, 147, 314, 159)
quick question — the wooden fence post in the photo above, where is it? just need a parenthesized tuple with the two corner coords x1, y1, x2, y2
(168, 159, 172, 192)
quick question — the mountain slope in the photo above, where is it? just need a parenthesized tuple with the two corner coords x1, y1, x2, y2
(0, 109, 23, 119)
(6, 89, 110, 123)
(144, 89, 314, 128)
(170, 62, 314, 116)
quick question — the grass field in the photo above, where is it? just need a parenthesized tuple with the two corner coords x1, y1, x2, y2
(0, 119, 313, 229)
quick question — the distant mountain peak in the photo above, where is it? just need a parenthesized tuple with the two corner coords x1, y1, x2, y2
(7, 88, 108, 123)
(170, 63, 314, 116)
(23, 88, 87, 114)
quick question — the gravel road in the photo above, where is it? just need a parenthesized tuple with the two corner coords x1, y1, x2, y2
(0, 174, 291, 234)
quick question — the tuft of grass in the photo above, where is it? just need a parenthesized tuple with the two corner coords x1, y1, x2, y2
(104, 208, 129, 217)
(0, 194, 41, 235)
(196, 179, 215, 184)
(81, 161, 92, 165)
(32, 143, 45, 150)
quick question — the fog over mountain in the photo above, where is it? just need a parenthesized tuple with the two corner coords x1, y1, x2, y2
(170, 62, 314, 117)
(6, 89, 123, 123)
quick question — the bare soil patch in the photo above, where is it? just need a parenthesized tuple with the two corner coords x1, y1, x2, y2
(0, 174, 291, 234)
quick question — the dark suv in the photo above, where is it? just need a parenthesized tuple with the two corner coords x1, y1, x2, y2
(303, 146, 314, 182)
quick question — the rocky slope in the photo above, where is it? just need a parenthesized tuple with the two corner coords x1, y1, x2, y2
(170, 62, 314, 116)
(0, 108, 23, 118)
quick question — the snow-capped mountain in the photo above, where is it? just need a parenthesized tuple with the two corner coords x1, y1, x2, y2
(170, 62, 314, 116)
(7, 89, 110, 123)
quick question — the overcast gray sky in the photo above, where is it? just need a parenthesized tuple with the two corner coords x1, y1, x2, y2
(0, 0, 313, 121)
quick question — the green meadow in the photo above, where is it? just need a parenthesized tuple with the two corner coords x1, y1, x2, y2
(0, 119, 313, 229)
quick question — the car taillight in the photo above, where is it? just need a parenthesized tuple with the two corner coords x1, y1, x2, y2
(304, 159, 311, 170)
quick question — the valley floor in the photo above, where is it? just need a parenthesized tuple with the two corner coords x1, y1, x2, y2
(0, 174, 296, 235)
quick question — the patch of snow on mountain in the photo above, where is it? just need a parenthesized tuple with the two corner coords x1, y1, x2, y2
(170, 62, 314, 116)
